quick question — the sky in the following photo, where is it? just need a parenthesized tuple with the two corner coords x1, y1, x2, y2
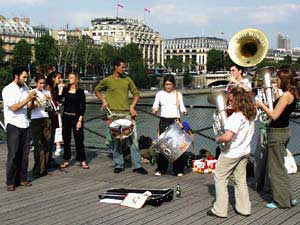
(1, 0, 300, 48)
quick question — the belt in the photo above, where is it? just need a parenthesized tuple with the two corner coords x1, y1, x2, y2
(64, 112, 76, 116)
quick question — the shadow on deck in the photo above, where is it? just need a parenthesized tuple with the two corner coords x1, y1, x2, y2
(0, 144, 299, 225)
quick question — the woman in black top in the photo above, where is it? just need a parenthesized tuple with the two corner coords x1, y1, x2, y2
(58, 73, 88, 169)
(257, 68, 298, 209)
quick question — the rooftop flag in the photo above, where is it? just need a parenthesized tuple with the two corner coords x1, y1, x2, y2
(144, 8, 151, 13)
(117, 3, 124, 8)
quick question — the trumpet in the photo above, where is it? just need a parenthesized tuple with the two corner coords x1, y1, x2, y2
(24, 83, 57, 113)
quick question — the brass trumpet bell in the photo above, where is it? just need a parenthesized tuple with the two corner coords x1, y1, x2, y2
(228, 28, 269, 67)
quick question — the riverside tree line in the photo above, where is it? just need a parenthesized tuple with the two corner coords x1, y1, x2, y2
(1, 35, 300, 93)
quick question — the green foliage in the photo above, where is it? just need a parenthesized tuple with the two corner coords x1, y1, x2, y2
(224, 53, 234, 70)
(34, 34, 57, 73)
(183, 73, 193, 87)
(0, 67, 11, 93)
(128, 60, 148, 89)
(120, 43, 142, 63)
(206, 49, 224, 72)
(277, 55, 293, 68)
(0, 37, 5, 65)
(165, 56, 183, 72)
(11, 39, 32, 68)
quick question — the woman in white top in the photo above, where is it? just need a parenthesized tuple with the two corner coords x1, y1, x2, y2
(29, 75, 52, 178)
(152, 74, 187, 176)
(207, 86, 256, 218)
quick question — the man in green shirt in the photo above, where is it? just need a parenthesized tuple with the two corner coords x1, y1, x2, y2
(95, 58, 148, 174)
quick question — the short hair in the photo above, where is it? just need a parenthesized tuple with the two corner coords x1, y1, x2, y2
(12, 66, 28, 80)
(163, 74, 176, 87)
(113, 57, 126, 67)
(231, 64, 244, 74)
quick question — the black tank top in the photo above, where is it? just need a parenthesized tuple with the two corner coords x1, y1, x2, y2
(269, 96, 296, 128)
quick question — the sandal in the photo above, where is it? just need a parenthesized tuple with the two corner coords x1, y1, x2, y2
(81, 161, 89, 169)
(60, 161, 69, 168)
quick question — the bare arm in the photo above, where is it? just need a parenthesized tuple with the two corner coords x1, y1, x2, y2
(215, 130, 234, 143)
(130, 95, 139, 117)
(10, 91, 36, 112)
(95, 90, 109, 110)
(257, 92, 293, 121)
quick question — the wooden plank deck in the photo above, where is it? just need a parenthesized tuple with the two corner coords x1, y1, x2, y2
(0, 144, 299, 225)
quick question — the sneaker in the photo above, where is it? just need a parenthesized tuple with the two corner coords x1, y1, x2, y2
(114, 168, 124, 173)
(55, 148, 63, 156)
(177, 173, 183, 177)
(291, 199, 298, 207)
(133, 167, 148, 175)
(266, 202, 278, 209)
(155, 171, 162, 176)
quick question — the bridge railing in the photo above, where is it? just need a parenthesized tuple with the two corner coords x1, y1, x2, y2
(1, 102, 300, 164)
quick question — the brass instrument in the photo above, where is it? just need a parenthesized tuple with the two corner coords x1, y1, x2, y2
(228, 28, 269, 67)
(228, 28, 273, 124)
(207, 89, 229, 149)
(255, 67, 274, 124)
(24, 83, 57, 113)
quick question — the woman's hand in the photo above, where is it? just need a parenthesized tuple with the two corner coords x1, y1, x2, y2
(256, 100, 264, 109)
(152, 108, 158, 114)
(76, 121, 82, 130)
(183, 111, 188, 116)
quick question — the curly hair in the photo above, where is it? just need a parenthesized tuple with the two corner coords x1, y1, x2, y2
(231, 86, 257, 121)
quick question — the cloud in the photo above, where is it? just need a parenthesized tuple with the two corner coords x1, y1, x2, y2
(248, 3, 300, 24)
(55, 11, 112, 28)
(150, 3, 209, 27)
(0, 0, 47, 5)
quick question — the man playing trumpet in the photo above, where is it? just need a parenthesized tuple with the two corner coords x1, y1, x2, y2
(2, 67, 36, 191)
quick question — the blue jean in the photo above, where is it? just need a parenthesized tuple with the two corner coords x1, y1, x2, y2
(111, 119, 141, 169)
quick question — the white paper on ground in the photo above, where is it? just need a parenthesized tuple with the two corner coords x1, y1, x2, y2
(99, 198, 123, 204)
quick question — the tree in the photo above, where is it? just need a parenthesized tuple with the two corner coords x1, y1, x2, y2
(206, 49, 224, 72)
(0, 37, 5, 65)
(165, 56, 183, 72)
(76, 40, 92, 76)
(128, 60, 148, 89)
(34, 34, 57, 74)
(101, 43, 119, 76)
(119, 43, 143, 64)
(0, 67, 11, 93)
(224, 53, 234, 70)
(11, 39, 32, 69)
(278, 54, 292, 68)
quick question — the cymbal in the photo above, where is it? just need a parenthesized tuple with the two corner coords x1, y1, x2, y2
(207, 90, 228, 105)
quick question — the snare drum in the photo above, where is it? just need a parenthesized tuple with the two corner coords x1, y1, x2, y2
(109, 118, 134, 139)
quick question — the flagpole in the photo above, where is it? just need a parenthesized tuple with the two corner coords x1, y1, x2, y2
(116, 3, 119, 18)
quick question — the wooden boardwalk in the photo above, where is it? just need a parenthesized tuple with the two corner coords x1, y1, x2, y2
(0, 144, 299, 225)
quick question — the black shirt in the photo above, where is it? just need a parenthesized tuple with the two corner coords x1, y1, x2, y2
(58, 87, 86, 116)
(269, 97, 296, 128)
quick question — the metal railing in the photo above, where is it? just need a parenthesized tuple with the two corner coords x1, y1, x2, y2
(1, 102, 300, 164)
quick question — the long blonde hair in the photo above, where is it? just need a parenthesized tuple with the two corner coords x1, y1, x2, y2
(66, 73, 80, 91)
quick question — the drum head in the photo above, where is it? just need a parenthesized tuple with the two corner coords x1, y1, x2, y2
(109, 119, 132, 128)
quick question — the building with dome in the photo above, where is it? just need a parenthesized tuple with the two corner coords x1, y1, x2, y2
(0, 16, 35, 61)
(89, 17, 162, 68)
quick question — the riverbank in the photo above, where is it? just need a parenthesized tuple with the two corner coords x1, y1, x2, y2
(86, 87, 211, 102)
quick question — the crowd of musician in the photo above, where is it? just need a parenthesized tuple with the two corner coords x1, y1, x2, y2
(1, 57, 299, 217)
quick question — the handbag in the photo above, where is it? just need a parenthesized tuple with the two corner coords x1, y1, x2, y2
(284, 149, 297, 174)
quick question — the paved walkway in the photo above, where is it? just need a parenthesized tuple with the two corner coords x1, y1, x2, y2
(0, 144, 299, 225)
